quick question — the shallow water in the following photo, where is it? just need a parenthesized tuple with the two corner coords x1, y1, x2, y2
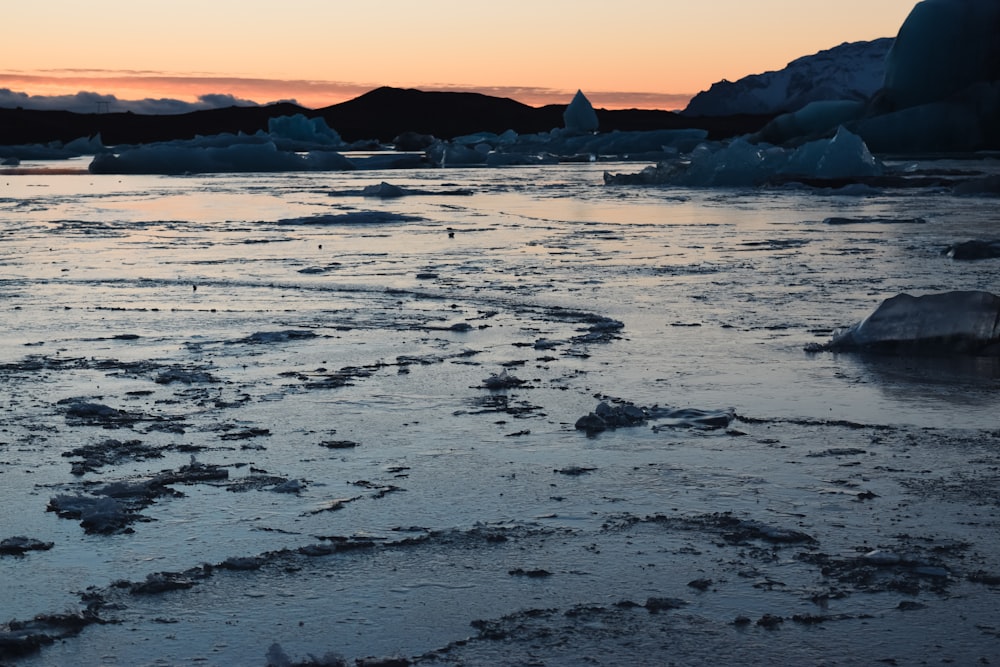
(2, 161, 1000, 665)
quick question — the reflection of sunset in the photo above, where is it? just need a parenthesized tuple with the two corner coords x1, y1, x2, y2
(2, 1, 916, 110)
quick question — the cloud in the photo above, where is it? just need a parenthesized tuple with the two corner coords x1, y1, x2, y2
(0, 87, 265, 115)
(0, 70, 691, 113)
(0, 70, 373, 111)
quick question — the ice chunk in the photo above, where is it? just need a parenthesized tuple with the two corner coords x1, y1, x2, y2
(89, 141, 355, 175)
(563, 90, 599, 133)
(780, 126, 882, 180)
(425, 141, 488, 167)
(812, 291, 1000, 355)
(605, 127, 882, 187)
(361, 181, 408, 198)
(267, 114, 342, 146)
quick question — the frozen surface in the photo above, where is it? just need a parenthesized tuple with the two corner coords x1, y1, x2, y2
(2, 161, 1000, 665)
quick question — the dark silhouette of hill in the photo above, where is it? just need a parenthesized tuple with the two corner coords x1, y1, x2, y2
(314, 87, 564, 140)
(0, 102, 310, 146)
(0, 86, 773, 146)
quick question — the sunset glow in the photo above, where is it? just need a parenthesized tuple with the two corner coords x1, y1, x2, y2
(1, 1, 918, 110)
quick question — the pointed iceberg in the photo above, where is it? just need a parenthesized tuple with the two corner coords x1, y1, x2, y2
(563, 90, 599, 133)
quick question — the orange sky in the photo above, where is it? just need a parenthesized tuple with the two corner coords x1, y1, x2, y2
(1, 1, 917, 110)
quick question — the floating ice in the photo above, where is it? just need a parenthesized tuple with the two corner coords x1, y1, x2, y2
(942, 239, 1000, 260)
(605, 127, 882, 187)
(267, 114, 342, 147)
(90, 140, 355, 175)
(0, 536, 54, 556)
(87, 114, 357, 174)
(482, 370, 526, 389)
(1, 134, 107, 161)
(361, 181, 408, 198)
(781, 126, 882, 180)
(563, 90, 599, 133)
(574, 401, 734, 434)
(810, 290, 1000, 355)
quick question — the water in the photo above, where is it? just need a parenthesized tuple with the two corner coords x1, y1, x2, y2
(2, 160, 1000, 665)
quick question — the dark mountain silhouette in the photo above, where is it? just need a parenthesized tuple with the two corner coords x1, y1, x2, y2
(0, 86, 773, 147)
(0, 102, 310, 146)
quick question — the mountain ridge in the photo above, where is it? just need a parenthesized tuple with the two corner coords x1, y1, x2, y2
(0, 87, 773, 147)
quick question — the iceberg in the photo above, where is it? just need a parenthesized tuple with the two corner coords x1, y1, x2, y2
(879, 0, 1000, 111)
(810, 291, 1000, 355)
(750, 0, 1000, 152)
(563, 90, 599, 134)
(604, 126, 882, 187)
(89, 140, 355, 175)
(267, 114, 342, 146)
(752, 100, 867, 145)
(87, 114, 362, 174)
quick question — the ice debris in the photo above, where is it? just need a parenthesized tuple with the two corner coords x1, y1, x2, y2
(482, 369, 526, 389)
(575, 401, 734, 434)
(0, 537, 54, 556)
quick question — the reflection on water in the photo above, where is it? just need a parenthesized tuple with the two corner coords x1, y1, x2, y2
(839, 352, 1000, 406)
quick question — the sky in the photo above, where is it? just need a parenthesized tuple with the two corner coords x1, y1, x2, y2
(1, 0, 918, 113)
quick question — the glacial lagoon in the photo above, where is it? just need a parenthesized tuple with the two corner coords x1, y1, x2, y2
(2, 158, 1000, 665)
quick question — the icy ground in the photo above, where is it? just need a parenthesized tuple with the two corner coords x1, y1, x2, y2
(2, 160, 1000, 665)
